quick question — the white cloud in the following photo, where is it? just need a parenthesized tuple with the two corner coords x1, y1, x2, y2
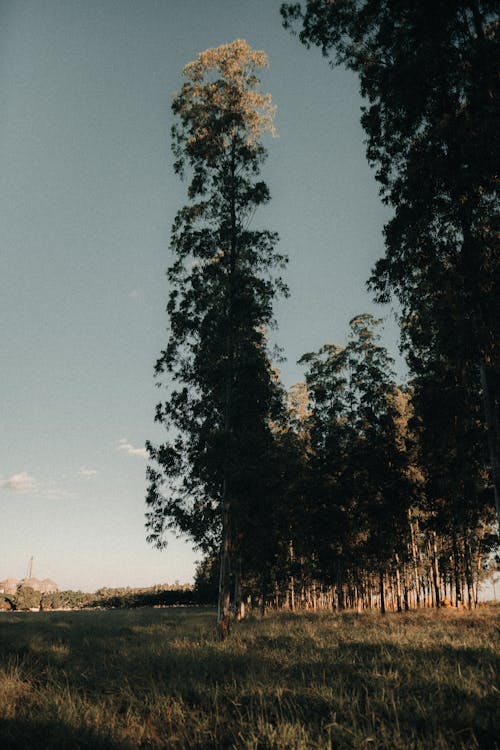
(78, 466, 98, 477)
(118, 438, 147, 458)
(3, 472, 36, 493)
(43, 487, 68, 501)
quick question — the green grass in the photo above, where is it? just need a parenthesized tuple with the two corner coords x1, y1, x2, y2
(0, 606, 498, 749)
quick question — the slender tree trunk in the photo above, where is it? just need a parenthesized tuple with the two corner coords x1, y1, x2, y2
(259, 576, 267, 617)
(312, 581, 317, 611)
(452, 531, 462, 607)
(389, 573, 396, 612)
(395, 555, 403, 612)
(402, 564, 410, 611)
(430, 533, 441, 608)
(287, 540, 296, 611)
(480, 362, 500, 529)
(379, 569, 386, 615)
(233, 557, 244, 621)
(217, 147, 238, 640)
(464, 531, 475, 609)
(474, 542, 483, 607)
(217, 490, 232, 639)
(356, 584, 363, 613)
(409, 520, 421, 608)
(336, 565, 345, 610)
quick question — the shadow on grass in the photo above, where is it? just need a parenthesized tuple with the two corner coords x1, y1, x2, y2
(1, 608, 498, 749)
(280, 639, 499, 750)
(0, 718, 130, 750)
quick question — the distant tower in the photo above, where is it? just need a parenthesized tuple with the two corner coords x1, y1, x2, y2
(27, 556, 33, 578)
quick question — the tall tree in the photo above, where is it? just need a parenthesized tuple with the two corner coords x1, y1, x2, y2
(281, 0, 500, 527)
(301, 315, 416, 609)
(145, 40, 287, 637)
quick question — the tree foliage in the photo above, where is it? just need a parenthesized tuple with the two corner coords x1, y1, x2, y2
(144, 25, 498, 622)
(281, 0, 500, 526)
(145, 40, 287, 633)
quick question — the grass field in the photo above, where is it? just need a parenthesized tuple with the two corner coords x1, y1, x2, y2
(0, 606, 498, 749)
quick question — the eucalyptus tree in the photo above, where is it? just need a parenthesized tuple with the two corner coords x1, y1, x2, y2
(410, 336, 496, 606)
(300, 314, 426, 609)
(281, 1, 500, 527)
(146, 40, 287, 636)
(300, 338, 354, 606)
(301, 315, 415, 608)
(346, 317, 413, 597)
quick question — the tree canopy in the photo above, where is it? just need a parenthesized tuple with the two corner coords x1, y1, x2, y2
(146, 40, 287, 635)
(281, 0, 500, 525)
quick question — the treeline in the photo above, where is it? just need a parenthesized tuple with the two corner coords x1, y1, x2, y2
(147, 4, 499, 635)
(0, 583, 206, 612)
(193, 313, 497, 615)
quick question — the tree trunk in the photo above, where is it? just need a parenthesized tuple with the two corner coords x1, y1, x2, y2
(409, 519, 421, 608)
(379, 569, 386, 615)
(474, 541, 483, 607)
(452, 531, 462, 607)
(430, 533, 441, 608)
(289, 541, 295, 611)
(402, 564, 410, 611)
(395, 555, 403, 613)
(312, 581, 317, 611)
(217, 490, 232, 639)
(336, 566, 345, 610)
(480, 361, 500, 529)
(464, 532, 476, 609)
(259, 575, 268, 617)
(216, 146, 238, 641)
(233, 557, 244, 621)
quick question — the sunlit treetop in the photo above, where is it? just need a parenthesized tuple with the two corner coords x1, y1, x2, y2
(173, 39, 276, 161)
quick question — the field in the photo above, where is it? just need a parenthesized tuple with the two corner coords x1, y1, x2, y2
(0, 606, 498, 750)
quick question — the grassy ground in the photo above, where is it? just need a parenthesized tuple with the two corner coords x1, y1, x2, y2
(0, 606, 498, 749)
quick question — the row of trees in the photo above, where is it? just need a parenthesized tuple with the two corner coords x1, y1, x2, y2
(281, 0, 500, 524)
(0, 584, 203, 612)
(195, 313, 496, 615)
(147, 3, 499, 636)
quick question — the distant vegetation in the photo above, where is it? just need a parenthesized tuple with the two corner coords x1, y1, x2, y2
(0, 583, 205, 613)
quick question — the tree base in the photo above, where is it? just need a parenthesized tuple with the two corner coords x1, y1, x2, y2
(217, 614, 231, 640)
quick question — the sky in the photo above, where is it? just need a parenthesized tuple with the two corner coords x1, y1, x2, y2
(0, 0, 405, 592)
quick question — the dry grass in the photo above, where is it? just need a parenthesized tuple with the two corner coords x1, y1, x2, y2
(0, 606, 498, 749)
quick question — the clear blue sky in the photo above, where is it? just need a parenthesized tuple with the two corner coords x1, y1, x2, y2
(0, 0, 404, 592)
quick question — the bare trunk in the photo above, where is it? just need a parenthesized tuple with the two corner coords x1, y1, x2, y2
(464, 532, 476, 609)
(259, 577, 267, 617)
(379, 569, 386, 615)
(311, 581, 317, 611)
(233, 557, 244, 621)
(431, 532, 441, 608)
(336, 565, 345, 610)
(217, 491, 232, 639)
(401, 563, 410, 611)
(480, 362, 500, 529)
(474, 541, 483, 607)
(409, 519, 421, 607)
(395, 554, 403, 613)
(216, 146, 238, 641)
(452, 531, 462, 607)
